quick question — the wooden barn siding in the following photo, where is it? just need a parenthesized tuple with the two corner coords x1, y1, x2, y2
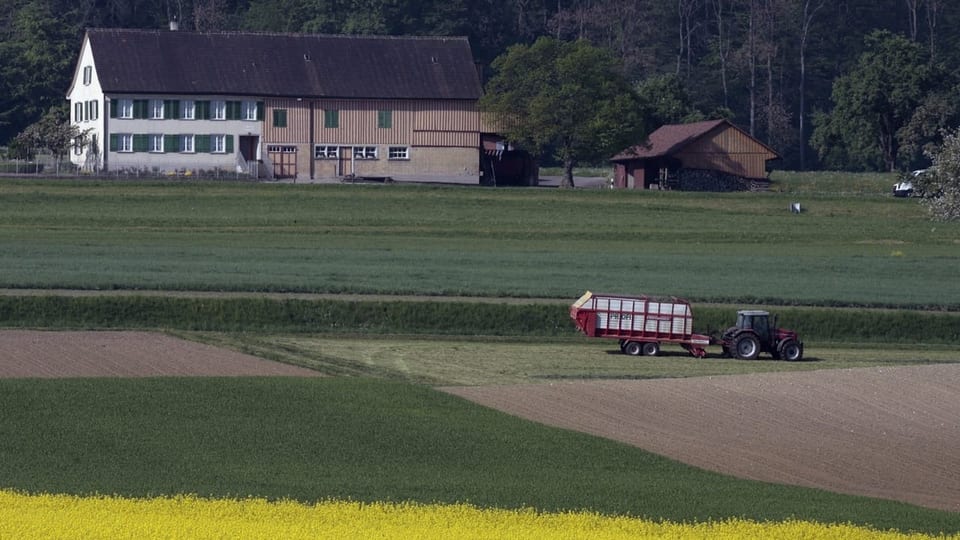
(263, 99, 312, 143)
(679, 126, 775, 179)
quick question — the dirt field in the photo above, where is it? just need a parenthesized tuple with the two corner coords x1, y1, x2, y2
(2, 330, 957, 512)
(442, 365, 960, 513)
(0, 330, 320, 378)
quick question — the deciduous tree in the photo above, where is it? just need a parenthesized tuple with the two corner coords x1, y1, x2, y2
(479, 37, 648, 188)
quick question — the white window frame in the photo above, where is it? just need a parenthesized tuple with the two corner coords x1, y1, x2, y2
(212, 100, 226, 120)
(212, 134, 226, 153)
(150, 99, 164, 120)
(118, 134, 133, 153)
(117, 99, 133, 119)
(242, 101, 258, 121)
(82, 66, 92, 86)
(74, 102, 83, 123)
(353, 146, 378, 160)
(388, 146, 409, 160)
(148, 134, 164, 153)
(314, 145, 339, 159)
(180, 134, 194, 153)
(181, 100, 195, 120)
(88, 100, 98, 121)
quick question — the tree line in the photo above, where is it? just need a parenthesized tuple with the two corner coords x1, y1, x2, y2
(2, 0, 960, 173)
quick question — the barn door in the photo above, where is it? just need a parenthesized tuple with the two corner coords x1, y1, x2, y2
(338, 146, 353, 176)
(268, 145, 297, 179)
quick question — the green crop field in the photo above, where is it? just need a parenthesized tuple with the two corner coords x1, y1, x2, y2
(1, 173, 959, 534)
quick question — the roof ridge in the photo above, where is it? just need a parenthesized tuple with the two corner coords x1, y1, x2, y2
(86, 27, 470, 41)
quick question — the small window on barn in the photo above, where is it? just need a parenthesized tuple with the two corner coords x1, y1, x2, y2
(273, 109, 288, 128)
(388, 146, 409, 160)
(324, 109, 339, 129)
(314, 145, 338, 159)
(377, 110, 392, 129)
(353, 146, 377, 160)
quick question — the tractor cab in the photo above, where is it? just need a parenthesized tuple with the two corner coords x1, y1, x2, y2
(736, 310, 771, 343)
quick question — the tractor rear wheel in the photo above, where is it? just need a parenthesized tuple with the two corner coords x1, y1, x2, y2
(778, 339, 802, 361)
(623, 341, 642, 356)
(641, 342, 660, 356)
(733, 334, 760, 360)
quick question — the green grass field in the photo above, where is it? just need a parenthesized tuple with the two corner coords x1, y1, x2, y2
(1, 173, 959, 533)
(0, 173, 957, 307)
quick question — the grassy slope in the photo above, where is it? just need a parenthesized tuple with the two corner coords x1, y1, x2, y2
(1, 377, 957, 534)
(0, 175, 957, 306)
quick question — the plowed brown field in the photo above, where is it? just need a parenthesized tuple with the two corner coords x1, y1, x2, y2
(442, 365, 960, 513)
(0, 330, 320, 378)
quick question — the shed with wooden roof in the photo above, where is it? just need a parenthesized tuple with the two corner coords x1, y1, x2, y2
(610, 119, 779, 191)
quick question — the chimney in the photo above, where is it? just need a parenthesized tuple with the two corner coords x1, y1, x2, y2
(169, 19, 179, 31)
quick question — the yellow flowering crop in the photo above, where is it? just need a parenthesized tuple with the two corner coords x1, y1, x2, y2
(0, 489, 955, 540)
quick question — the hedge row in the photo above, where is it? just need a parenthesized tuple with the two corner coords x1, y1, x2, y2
(0, 296, 957, 344)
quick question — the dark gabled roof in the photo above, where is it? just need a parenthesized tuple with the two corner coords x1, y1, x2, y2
(611, 119, 779, 161)
(611, 119, 727, 161)
(86, 28, 482, 100)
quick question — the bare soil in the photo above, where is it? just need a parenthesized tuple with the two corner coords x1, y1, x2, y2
(441, 365, 960, 513)
(0, 330, 320, 378)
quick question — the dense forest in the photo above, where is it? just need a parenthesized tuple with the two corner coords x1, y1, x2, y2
(1, 0, 959, 171)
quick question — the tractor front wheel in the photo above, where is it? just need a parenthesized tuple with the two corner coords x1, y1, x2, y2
(778, 339, 802, 361)
(733, 334, 760, 360)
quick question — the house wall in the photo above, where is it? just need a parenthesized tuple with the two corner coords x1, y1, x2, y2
(67, 37, 106, 171)
(675, 125, 774, 179)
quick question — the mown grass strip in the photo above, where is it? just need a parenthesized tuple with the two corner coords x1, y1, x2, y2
(0, 378, 957, 533)
(1, 295, 958, 344)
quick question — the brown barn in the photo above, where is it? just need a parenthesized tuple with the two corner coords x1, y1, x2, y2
(611, 119, 779, 191)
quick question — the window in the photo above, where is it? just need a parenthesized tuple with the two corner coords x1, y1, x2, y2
(116, 99, 133, 119)
(377, 110, 392, 129)
(117, 134, 133, 152)
(181, 100, 195, 120)
(388, 146, 409, 160)
(150, 99, 164, 119)
(74, 102, 83, 123)
(273, 109, 287, 128)
(314, 145, 339, 159)
(180, 134, 194, 153)
(267, 145, 297, 153)
(353, 146, 377, 160)
(212, 100, 226, 120)
(242, 101, 259, 121)
(149, 134, 164, 153)
(82, 66, 92, 86)
(91, 101, 98, 120)
(211, 135, 226, 153)
(324, 109, 339, 128)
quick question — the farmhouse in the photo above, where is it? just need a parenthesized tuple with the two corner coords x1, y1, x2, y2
(66, 28, 486, 182)
(611, 119, 779, 191)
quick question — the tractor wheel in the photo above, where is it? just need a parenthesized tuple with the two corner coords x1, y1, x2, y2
(623, 341, 642, 356)
(641, 342, 660, 356)
(778, 339, 802, 361)
(733, 334, 760, 360)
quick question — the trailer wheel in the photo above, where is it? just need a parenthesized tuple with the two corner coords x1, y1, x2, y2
(641, 342, 660, 356)
(622, 341, 642, 356)
(778, 339, 802, 361)
(733, 334, 760, 360)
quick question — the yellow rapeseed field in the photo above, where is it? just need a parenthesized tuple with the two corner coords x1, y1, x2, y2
(0, 489, 956, 539)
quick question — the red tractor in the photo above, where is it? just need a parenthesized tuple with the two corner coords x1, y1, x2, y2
(721, 310, 803, 361)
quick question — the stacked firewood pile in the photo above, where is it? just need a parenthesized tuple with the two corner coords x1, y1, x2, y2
(666, 168, 760, 192)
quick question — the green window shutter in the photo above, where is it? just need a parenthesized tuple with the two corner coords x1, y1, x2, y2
(164, 134, 178, 153)
(163, 100, 179, 119)
(324, 109, 339, 128)
(196, 101, 210, 120)
(225, 135, 234, 153)
(256, 101, 264, 121)
(109, 100, 118, 118)
(226, 101, 241, 120)
(109, 134, 118, 152)
(195, 134, 211, 153)
(133, 100, 148, 119)
(273, 109, 287, 128)
(132, 134, 148, 152)
(377, 110, 392, 129)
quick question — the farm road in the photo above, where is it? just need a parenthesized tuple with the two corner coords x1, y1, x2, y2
(441, 364, 960, 512)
